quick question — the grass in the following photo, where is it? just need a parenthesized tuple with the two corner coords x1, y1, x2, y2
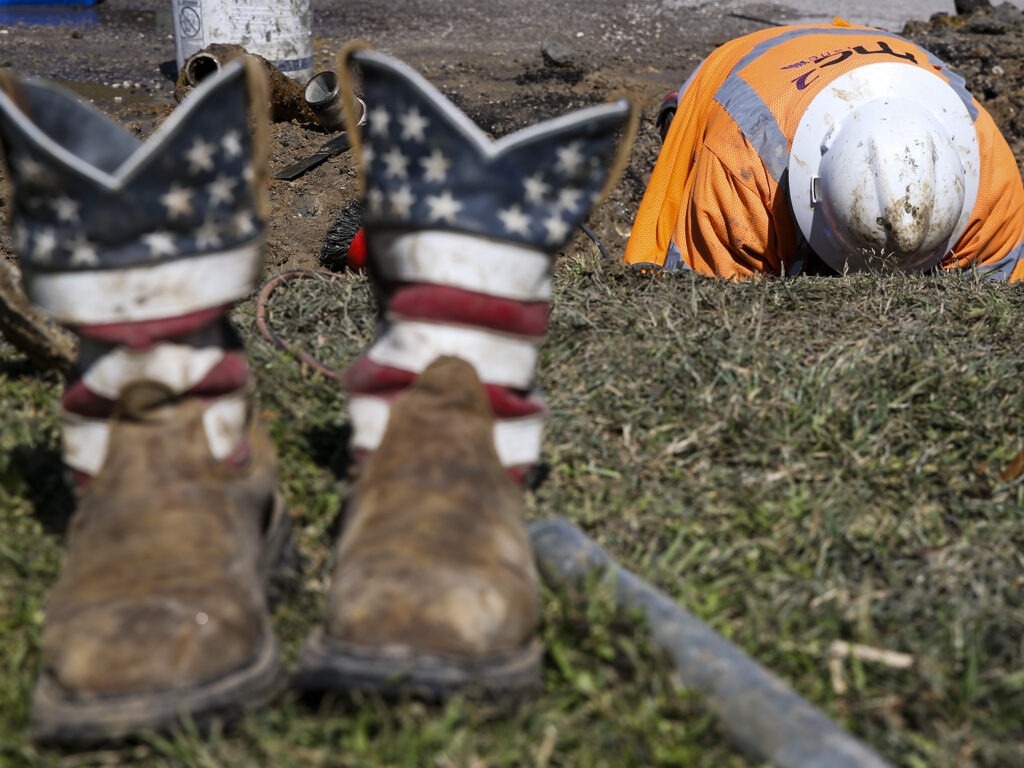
(1, 246, 1023, 767)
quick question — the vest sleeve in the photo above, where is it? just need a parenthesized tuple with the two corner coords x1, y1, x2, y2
(682, 143, 782, 279)
(946, 107, 1024, 281)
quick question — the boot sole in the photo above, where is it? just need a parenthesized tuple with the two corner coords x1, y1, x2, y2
(290, 628, 544, 702)
(30, 492, 292, 746)
(30, 629, 283, 746)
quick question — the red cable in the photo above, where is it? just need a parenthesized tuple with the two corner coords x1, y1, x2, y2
(255, 269, 349, 381)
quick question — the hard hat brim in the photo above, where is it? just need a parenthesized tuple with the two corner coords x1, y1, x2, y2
(788, 62, 979, 272)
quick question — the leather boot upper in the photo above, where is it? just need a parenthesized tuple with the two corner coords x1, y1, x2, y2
(41, 389, 280, 696)
(326, 357, 540, 657)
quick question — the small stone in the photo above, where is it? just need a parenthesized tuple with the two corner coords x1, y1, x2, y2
(541, 40, 575, 68)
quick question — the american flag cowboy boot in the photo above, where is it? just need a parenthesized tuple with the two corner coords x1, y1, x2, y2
(292, 44, 635, 698)
(0, 59, 289, 744)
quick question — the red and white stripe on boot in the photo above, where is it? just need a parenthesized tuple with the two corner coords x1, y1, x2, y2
(345, 231, 552, 482)
(59, 315, 255, 486)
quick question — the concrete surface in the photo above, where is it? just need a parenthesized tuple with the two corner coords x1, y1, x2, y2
(674, 0, 1024, 31)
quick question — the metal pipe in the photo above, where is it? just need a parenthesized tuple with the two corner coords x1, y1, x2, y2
(176, 44, 320, 124)
(528, 516, 893, 768)
(304, 71, 367, 134)
(183, 52, 221, 87)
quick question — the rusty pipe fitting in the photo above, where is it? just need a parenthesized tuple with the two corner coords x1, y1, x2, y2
(182, 51, 223, 87)
(304, 71, 367, 133)
(175, 43, 318, 124)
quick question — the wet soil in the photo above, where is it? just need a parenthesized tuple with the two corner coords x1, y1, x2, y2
(1, 1, 1024, 276)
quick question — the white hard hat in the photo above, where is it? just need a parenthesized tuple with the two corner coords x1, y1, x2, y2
(789, 63, 979, 273)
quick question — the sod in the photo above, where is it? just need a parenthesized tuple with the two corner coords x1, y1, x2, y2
(2, 250, 1022, 767)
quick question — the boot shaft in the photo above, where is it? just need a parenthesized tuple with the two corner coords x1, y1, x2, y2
(336, 46, 636, 478)
(0, 60, 269, 330)
(59, 319, 256, 483)
(0, 60, 272, 482)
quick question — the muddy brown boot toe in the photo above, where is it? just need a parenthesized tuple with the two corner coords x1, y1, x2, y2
(294, 357, 543, 698)
(30, 398, 289, 745)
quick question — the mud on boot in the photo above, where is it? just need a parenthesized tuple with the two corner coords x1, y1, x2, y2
(0, 57, 289, 744)
(292, 45, 636, 700)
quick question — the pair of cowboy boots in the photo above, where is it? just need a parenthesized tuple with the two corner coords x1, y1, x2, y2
(0, 46, 633, 744)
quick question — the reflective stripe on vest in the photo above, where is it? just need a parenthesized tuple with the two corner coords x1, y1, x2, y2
(979, 239, 1024, 280)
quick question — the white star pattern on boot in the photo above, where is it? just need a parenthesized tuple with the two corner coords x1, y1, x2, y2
(52, 196, 80, 223)
(543, 213, 570, 245)
(390, 185, 416, 219)
(383, 147, 411, 179)
(420, 149, 450, 183)
(400, 107, 429, 142)
(221, 130, 243, 158)
(68, 236, 99, 267)
(426, 191, 462, 223)
(186, 138, 217, 174)
(523, 173, 551, 204)
(195, 219, 223, 248)
(369, 104, 391, 136)
(206, 175, 236, 205)
(32, 229, 58, 263)
(557, 187, 582, 213)
(554, 141, 585, 175)
(498, 205, 531, 237)
(232, 211, 257, 237)
(144, 231, 178, 258)
(161, 184, 194, 219)
(349, 48, 631, 251)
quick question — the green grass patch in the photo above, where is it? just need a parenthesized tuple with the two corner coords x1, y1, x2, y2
(2, 252, 1022, 766)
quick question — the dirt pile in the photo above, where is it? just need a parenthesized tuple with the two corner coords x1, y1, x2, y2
(902, 2, 1024, 172)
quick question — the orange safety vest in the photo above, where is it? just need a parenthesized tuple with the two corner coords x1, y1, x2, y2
(624, 20, 1024, 281)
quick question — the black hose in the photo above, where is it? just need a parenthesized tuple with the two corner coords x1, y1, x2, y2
(579, 222, 613, 261)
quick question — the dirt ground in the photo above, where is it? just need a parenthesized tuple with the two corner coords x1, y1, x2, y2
(2, 0, 1024, 288)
